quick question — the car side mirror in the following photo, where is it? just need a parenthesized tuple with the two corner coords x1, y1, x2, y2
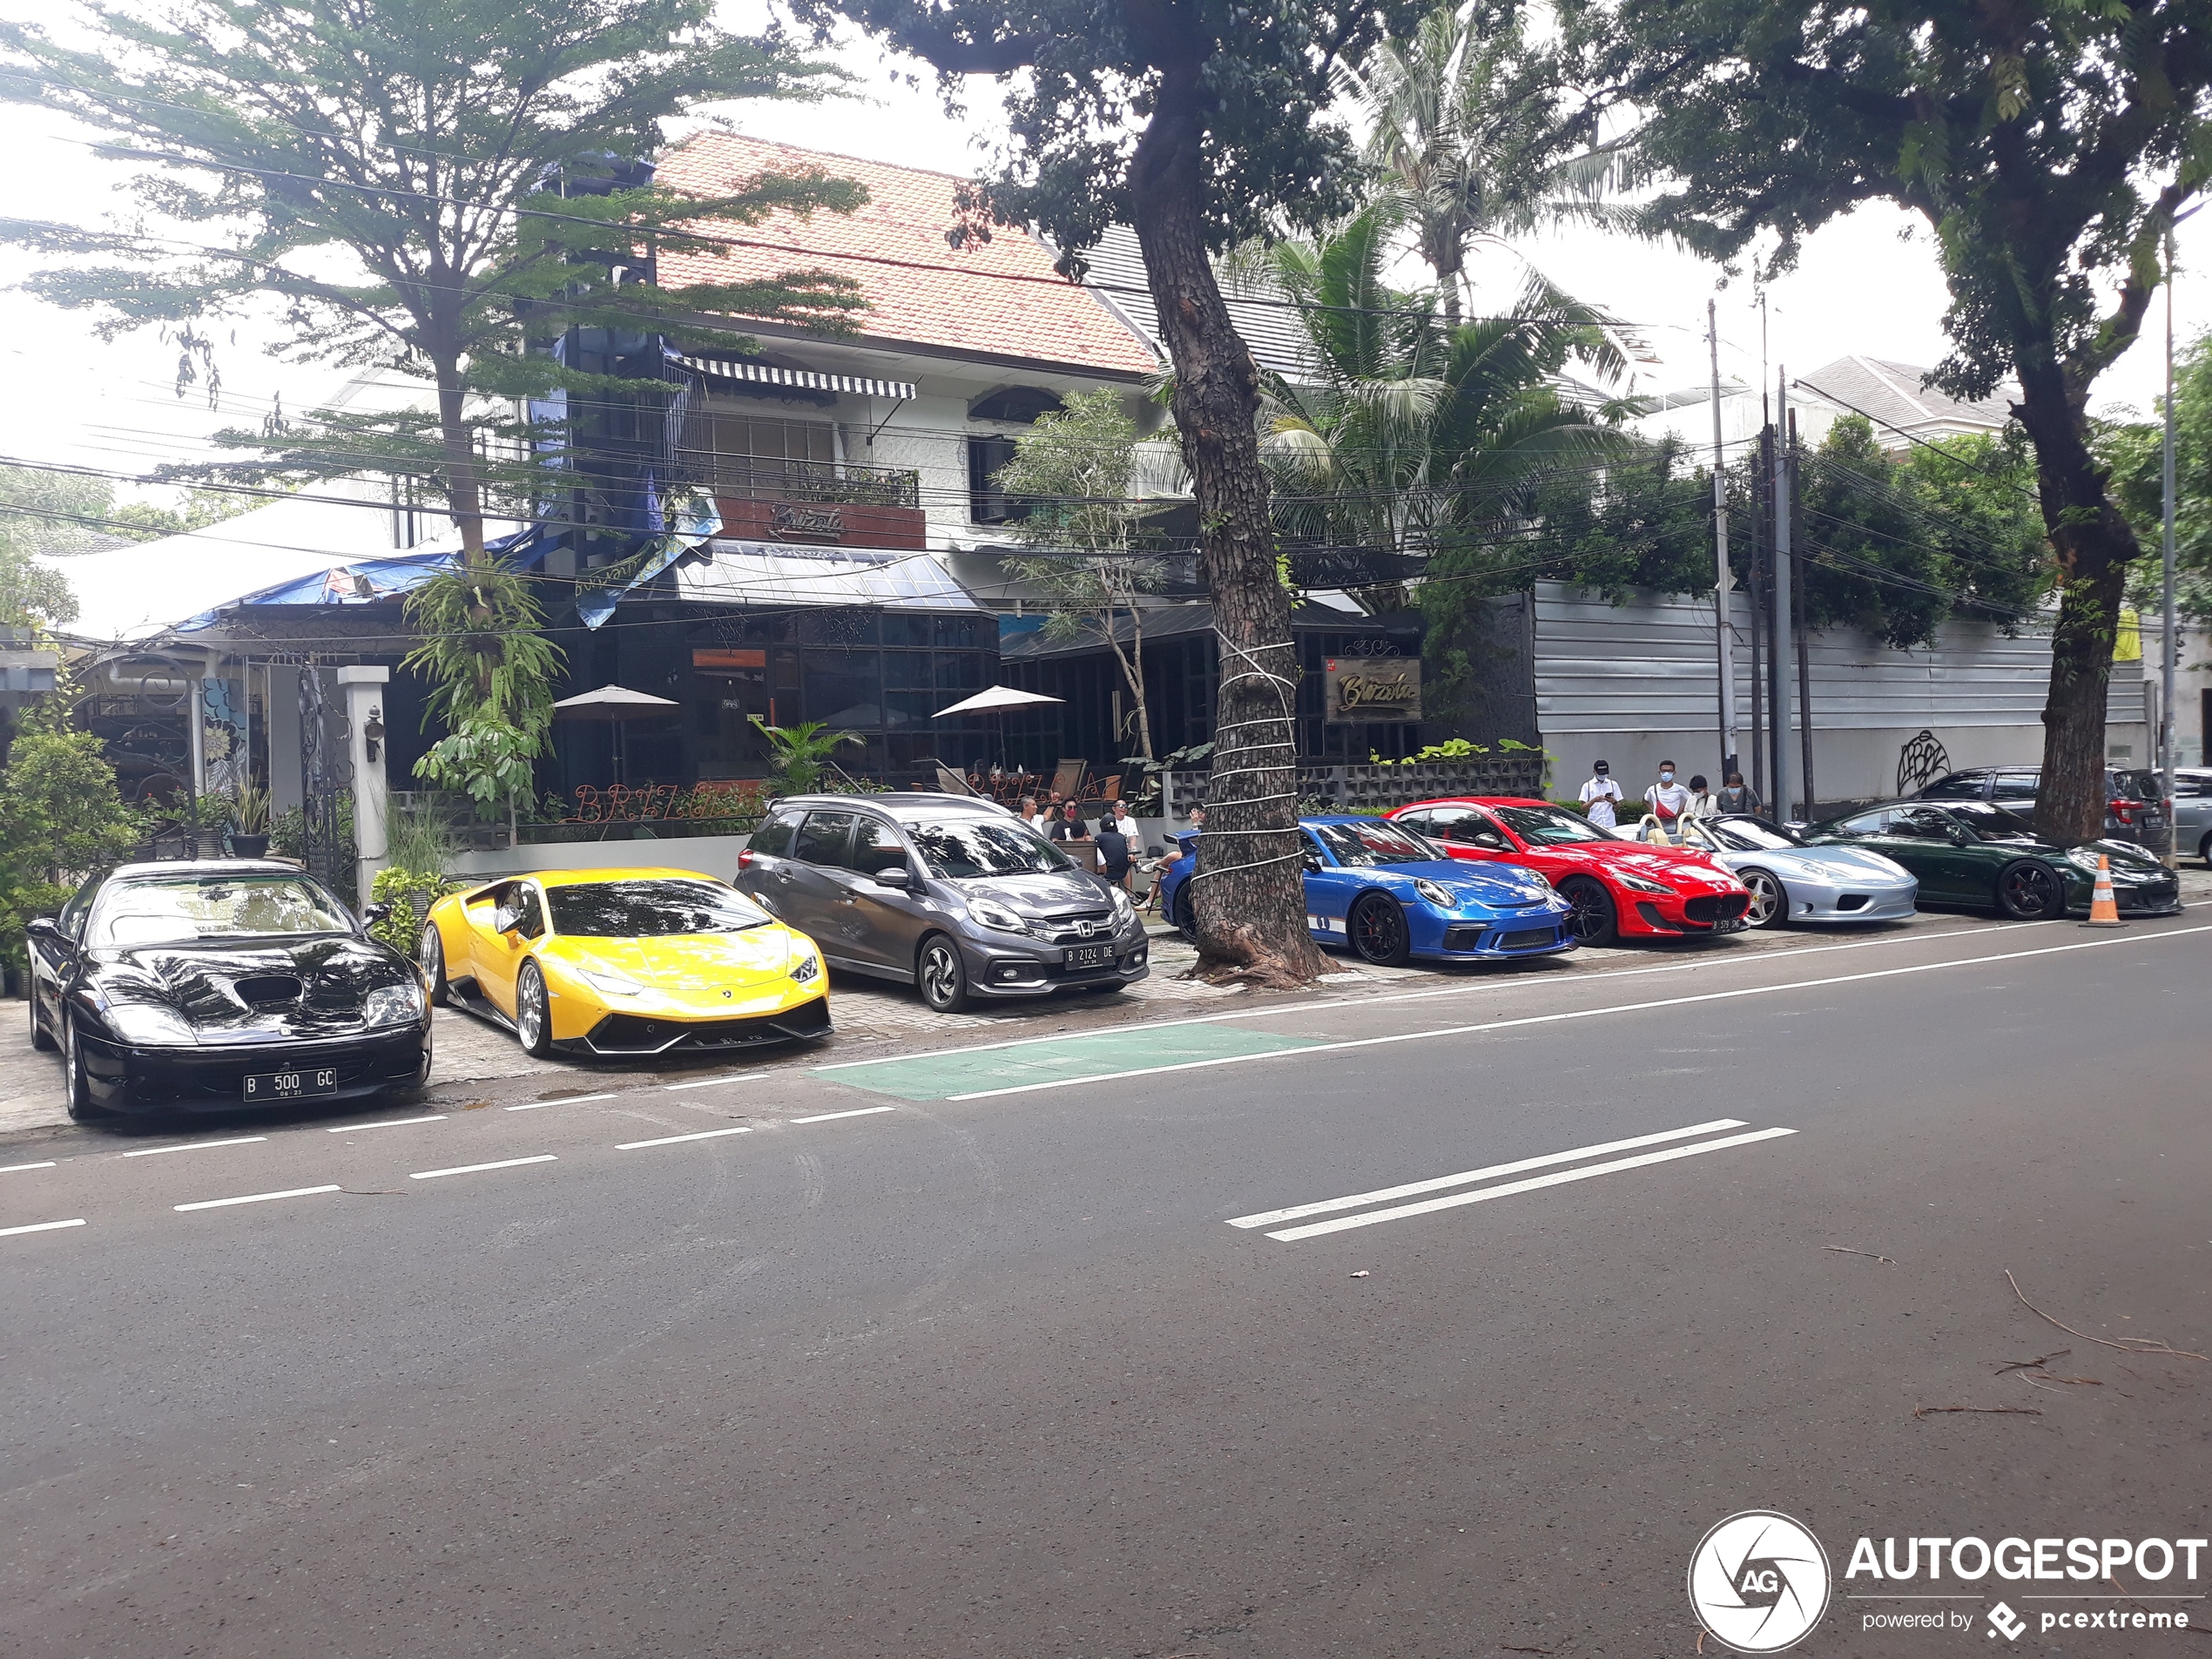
(872, 864, 912, 888)
(25, 916, 60, 941)
(1949, 827, 1973, 846)
(1301, 853, 1323, 873)
(492, 905, 520, 934)
(360, 901, 392, 925)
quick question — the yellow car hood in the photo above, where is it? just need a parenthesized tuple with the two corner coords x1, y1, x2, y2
(556, 928, 799, 999)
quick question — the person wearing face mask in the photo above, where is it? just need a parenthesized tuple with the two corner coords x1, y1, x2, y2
(1577, 759, 1624, 829)
(1644, 760, 1691, 828)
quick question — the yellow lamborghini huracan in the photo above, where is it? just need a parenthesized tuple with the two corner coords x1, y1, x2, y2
(420, 867, 831, 1058)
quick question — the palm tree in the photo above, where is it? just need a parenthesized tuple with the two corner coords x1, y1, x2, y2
(1248, 201, 1627, 565)
(1344, 2, 1642, 322)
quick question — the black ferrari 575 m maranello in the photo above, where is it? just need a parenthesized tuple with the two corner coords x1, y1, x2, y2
(24, 860, 433, 1121)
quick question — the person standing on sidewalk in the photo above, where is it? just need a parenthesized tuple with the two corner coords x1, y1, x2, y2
(1577, 760, 1625, 830)
(1716, 772, 1760, 815)
(1683, 774, 1717, 819)
(1643, 761, 1690, 830)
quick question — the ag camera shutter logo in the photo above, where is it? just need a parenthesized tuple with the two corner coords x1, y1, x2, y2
(1689, 1510, 1833, 1653)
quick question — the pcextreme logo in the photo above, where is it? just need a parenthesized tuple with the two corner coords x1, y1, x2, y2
(1689, 1511, 1834, 1653)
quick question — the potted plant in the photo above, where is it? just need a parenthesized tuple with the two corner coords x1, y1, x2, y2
(229, 784, 272, 858)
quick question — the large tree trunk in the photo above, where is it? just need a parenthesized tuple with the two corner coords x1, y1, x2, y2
(1130, 73, 1324, 987)
(431, 345, 488, 566)
(2012, 354, 2141, 842)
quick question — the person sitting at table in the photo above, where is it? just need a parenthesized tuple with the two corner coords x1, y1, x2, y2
(1048, 799, 1088, 843)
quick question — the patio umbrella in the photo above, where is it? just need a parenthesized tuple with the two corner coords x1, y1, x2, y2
(553, 684, 679, 786)
(934, 685, 1064, 774)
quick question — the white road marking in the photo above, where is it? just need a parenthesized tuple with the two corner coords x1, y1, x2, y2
(789, 1106, 896, 1124)
(944, 924, 2212, 1102)
(174, 1184, 341, 1212)
(1265, 1127, 1798, 1240)
(122, 1136, 268, 1158)
(505, 1093, 615, 1111)
(1228, 1118, 1752, 1229)
(616, 1126, 755, 1150)
(327, 1115, 445, 1132)
(664, 1072, 768, 1092)
(0, 1161, 57, 1174)
(409, 1156, 557, 1180)
(1, 1217, 85, 1238)
(813, 916, 2068, 1073)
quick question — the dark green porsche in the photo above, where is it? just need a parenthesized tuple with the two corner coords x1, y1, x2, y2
(1803, 800, 2182, 921)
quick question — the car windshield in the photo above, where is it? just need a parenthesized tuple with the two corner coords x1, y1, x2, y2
(547, 879, 772, 937)
(1703, 817, 1803, 852)
(1307, 821, 1439, 867)
(91, 875, 354, 947)
(1942, 802, 2040, 840)
(1489, 804, 1620, 846)
(903, 818, 1072, 880)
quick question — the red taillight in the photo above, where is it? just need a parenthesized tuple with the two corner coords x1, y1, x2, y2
(2109, 799, 2135, 826)
(737, 849, 754, 870)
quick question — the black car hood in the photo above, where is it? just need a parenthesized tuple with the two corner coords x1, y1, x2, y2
(957, 869, 1114, 919)
(86, 934, 415, 1042)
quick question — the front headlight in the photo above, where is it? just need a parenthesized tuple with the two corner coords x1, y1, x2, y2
(104, 1000, 197, 1046)
(1109, 885, 1135, 923)
(968, 897, 1031, 935)
(363, 981, 426, 1028)
(578, 967, 645, 997)
(1615, 871, 1676, 896)
(790, 950, 820, 984)
(2066, 847, 2104, 873)
(1413, 879, 1455, 908)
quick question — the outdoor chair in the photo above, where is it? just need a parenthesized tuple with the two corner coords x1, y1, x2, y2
(1050, 759, 1086, 801)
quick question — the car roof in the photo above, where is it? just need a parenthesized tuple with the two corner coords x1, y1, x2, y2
(771, 791, 1002, 816)
(470, 867, 738, 893)
(1398, 796, 1552, 809)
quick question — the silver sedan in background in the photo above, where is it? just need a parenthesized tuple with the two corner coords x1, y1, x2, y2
(1629, 813, 1919, 927)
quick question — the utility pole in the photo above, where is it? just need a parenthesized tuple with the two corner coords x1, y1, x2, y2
(2161, 221, 2185, 867)
(1771, 369, 1796, 820)
(1791, 406, 1815, 816)
(1710, 299, 1738, 784)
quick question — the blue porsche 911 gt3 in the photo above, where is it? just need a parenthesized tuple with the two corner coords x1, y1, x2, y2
(1157, 815, 1578, 966)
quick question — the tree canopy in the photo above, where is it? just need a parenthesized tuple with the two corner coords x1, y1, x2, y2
(1568, 0, 2212, 834)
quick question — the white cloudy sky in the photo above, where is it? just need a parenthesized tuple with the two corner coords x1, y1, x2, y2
(4, 15, 2211, 520)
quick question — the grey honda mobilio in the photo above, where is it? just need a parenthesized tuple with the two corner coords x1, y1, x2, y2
(731, 792, 1149, 1014)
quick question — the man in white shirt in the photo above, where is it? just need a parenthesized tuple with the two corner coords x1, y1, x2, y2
(1577, 760, 1624, 829)
(1644, 760, 1691, 827)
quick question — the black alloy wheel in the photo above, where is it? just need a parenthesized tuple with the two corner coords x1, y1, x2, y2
(2198, 831, 2211, 866)
(1738, 868, 1787, 928)
(917, 935, 970, 1014)
(515, 961, 555, 1058)
(1558, 876, 1619, 947)
(29, 981, 55, 1052)
(1348, 893, 1412, 967)
(1995, 860, 2065, 921)
(62, 1017, 103, 1123)
(1174, 883, 1198, 943)
(420, 922, 448, 1006)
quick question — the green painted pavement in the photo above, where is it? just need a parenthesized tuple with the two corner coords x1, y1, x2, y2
(816, 1022, 1324, 1101)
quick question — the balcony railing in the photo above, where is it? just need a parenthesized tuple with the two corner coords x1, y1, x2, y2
(677, 450, 921, 509)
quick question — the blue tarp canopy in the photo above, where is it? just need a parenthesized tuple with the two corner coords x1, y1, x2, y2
(176, 528, 550, 631)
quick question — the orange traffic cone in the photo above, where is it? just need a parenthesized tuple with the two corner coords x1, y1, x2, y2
(2083, 853, 2123, 927)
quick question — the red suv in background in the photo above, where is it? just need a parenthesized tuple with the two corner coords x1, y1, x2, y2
(1387, 797, 1753, 947)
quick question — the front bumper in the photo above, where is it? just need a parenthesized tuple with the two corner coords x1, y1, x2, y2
(1622, 890, 1754, 937)
(567, 988, 833, 1056)
(1786, 880, 1919, 925)
(1420, 915, 1578, 960)
(2068, 878, 2182, 918)
(78, 1024, 431, 1115)
(958, 927, 1151, 998)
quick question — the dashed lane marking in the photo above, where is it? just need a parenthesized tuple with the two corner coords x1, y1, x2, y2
(174, 1184, 341, 1213)
(1, 1161, 58, 1174)
(788, 1106, 897, 1124)
(1, 1217, 84, 1238)
(617, 1126, 755, 1150)
(1228, 1117, 1753, 1230)
(664, 1071, 770, 1092)
(410, 1156, 557, 1180)
(505, 1093, 616, 1111)
(327, 1115, 445, 1132)
(122, 1136, 267, 1158)
(1261, 1128, 1798, 1241)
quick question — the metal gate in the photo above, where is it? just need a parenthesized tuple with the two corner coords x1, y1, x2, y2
(296, 665, 354, 900)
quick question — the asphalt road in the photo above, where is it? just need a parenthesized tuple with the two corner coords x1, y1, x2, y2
(4, 914, 2209, 1657)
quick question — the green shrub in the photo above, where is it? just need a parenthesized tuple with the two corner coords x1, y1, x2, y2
(368, 866, 462, 961)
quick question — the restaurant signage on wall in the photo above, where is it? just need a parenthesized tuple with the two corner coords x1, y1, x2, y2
(1324, 657, 1421, 723)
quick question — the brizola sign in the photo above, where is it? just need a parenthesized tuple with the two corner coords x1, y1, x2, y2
(1324, 657, 1421, 722)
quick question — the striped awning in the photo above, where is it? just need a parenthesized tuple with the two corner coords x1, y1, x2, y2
(671, 354, 914, 401)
